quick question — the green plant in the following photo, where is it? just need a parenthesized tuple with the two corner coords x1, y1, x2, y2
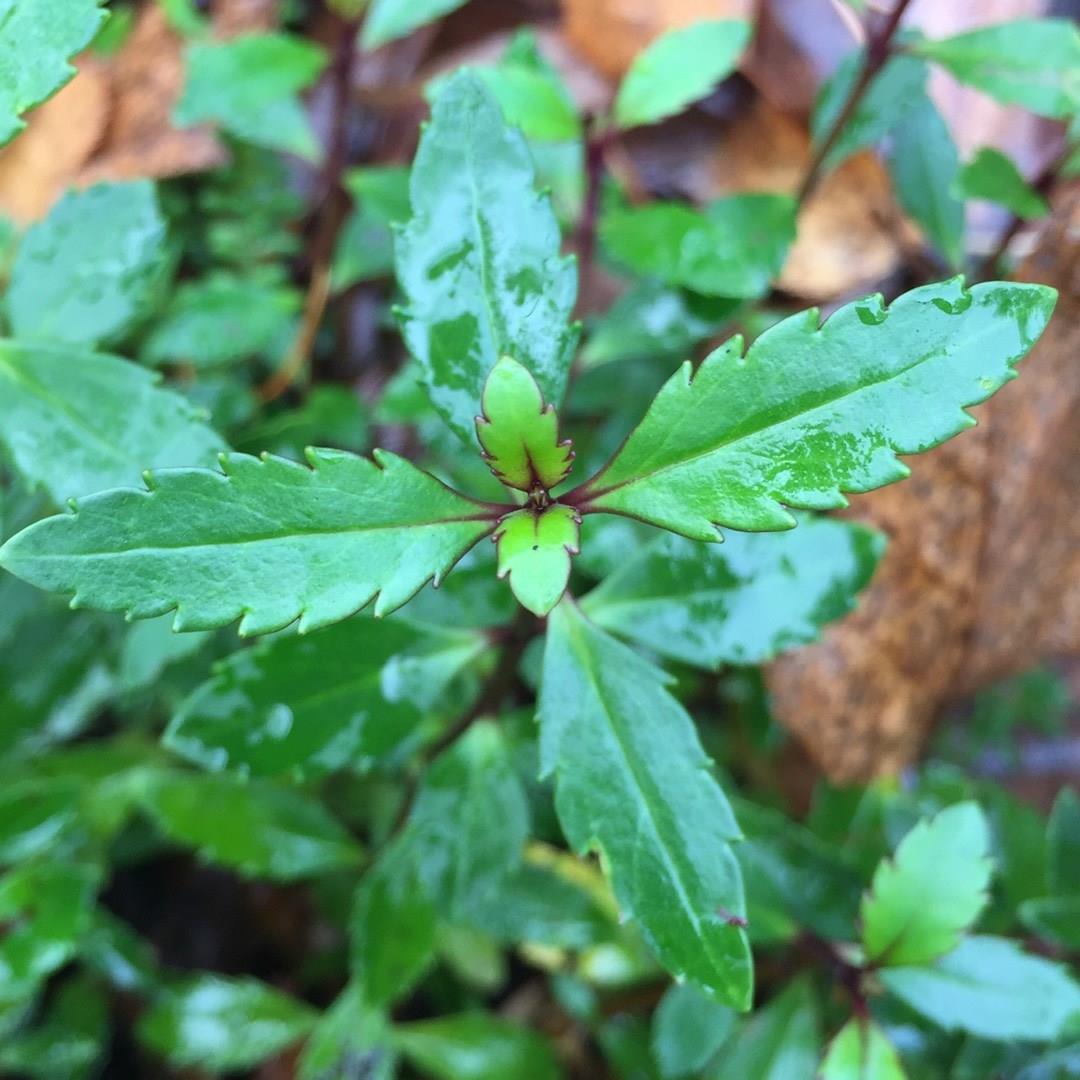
(0, 2, 1077, 1077)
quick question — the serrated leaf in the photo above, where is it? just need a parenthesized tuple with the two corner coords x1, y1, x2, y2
(570, 279, 1056, 540)
(361, 0, 469, 49)
(601, 194, 796, 300)
(955, 147, 1050, 219)
(6, 181, 167, 346)
(477, 356, 574, 492)
(581, 518, 883, 668)
(494, 505, 580, 617)
(0, 449, 496, 634)
(139, 771, 361, 879)
(0, 342, 224, 504)
(820, 1018, 906, 1080)
(652, 982, 736, 1079)
(137, 975, 317, 1072)
(0, 0, 106, 146)
(167, 616, 484, 776)
(539, 599, 751, 1007)
(888, 97, 965, 269)
(861, 801, 992, 967)
(396, 72, 578, 445)
(880, 936, 1080, 1042)
(614, 20, 751, 129)
(912, 19, 1080, 119)
(175, 33, 327, 161)
(1047, 786, 1080, 895)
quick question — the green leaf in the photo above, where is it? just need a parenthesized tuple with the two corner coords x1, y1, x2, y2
(0, 777, 81, 861)
(601, 195, 796, 300)
(0, 0, 106, 146)
(614, 20, 751, 129)
(6, 181, 167, 346)
(570, 279, 1056, 540)
(237, 385, 368, 460)
(0, 342, 224, 504)
(539, 600, 751, 1007)
(396, 72, 578, 445)
(137, 975, 318, 1072)
(819, 1018, 906, 1080)
(861, 801, 992, 967)
(1019, 896, 1080, 950)
(888, 97, 965, 268)
(880, 936, 1080, 1042)
(118, 614, 211, 693)
(175, 33, 327, 161)
(955, 147, 1050, 219)
(465, 64, 581, 142)
(361, 0, 469, 49)
(812, 51, 929, 169)
(299, 984, 395, 1080)
(912, 19, 1080, 119)
(392, 1014, 561, 1080)
(144, 270, 300, 368)
(477, 356, 574, 492)
(709, 977, 820, 1080)
(580, 518, 883, 667)
(1048, 787, 1080, 895)
(495, 506, 580, 617)
(0, 449, 496, 634)
(333, 165, 410, 289)
(167, 616, 485, 776)
(652, 982, 736, 1079)
(138, 771, 362, 879)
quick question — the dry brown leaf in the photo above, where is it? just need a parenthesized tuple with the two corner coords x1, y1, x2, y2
(765, 190, 1080, 782)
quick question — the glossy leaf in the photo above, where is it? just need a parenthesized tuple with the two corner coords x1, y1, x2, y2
(494, 505, 580, 617)
(614, 20, 751, 129)
(138, 771, 362, 879)
(880, 936, 1080, 1042)
(477, 356, 574, 492)
(861, 802, 991, 967)
(167, 617, 485, 776)
(6, 181, 167, 346)
(0, 0, 105, 145)
(396, 72, 578, 444)
(539, 600, 751, 1007)
(652, 982, 736, 1079)
(570, 279, 1056, 540)
(820, 1018, 906, 1080)
(955, 147, 1050, 219)
(0, 342, 224, 504)
(361, 0, 469, 49)
(913, 19, 1080, 119)
(137, 975, 317, 1072)
(1047, 786, 1080, 895)
(0, 449, 496, 634)
(601, 195, 796, 300)
(175, 33, 326, 160)
(580, 518, 884, 667)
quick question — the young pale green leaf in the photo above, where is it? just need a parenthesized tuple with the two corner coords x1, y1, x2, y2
(1019, 896, 1080, 950)
(477, 356, 574, 492)
(539, 600, 752, 1008)
(175, 33, 326, 160)
(465, 64, 581, 143)
(0, 449, 496, 634)
(709, 977, 820, 1080)
(861, 801, 992, 967)
(601, 194, 796, 300)
(652, 982, 736, 1079)
(888, 97, 965, 269)
(396, 72, 578, 445)
(1047, 786, 1080, 895)
(955, 147, 1050, 219)
(880, 936, 1080, 1042)
(494, 505, 580, 617)
(570, 279, 1056, 540)
(0, 0, 105, 145)
(614, 20, 751, 129)
(912, 19, 1080, 119)
(167, 617, 485, 776)
(139, 771, 361, 879)
(580, 518, 883, 668)
(137, 975, 317, 1072)
(361, 0, 469, 49)
(820, 1018, 906, 1080)
(6, 181, 167, 346)
(0, 342, 224, 504)
(392, 1014, 561, 1080)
